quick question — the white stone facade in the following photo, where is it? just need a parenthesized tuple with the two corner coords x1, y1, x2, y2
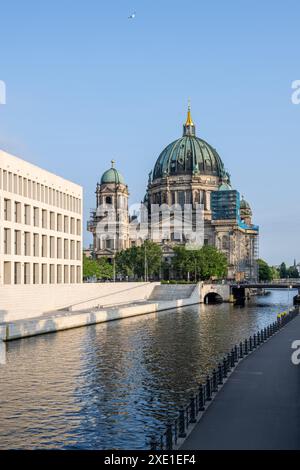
(0, 150, 83, 286)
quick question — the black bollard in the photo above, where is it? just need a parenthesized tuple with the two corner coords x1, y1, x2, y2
(198, 384, 205, 411)
(249, 336, 253, 351)
(239, 341, 244, 359)
(212, 369, 218, 392)
(223, 357, 228, 377)
(257, 331, 260, 345)
(178, 408, 186, 438)
(189, 393, 196, 424)
(245, 338, 248, 355)
(230, 349, 235, 368)
(218, 363, 223, 385)
(227, 353, 231, 370)
(206, 375, 212, 401)
(166, 422, 173, 450)
(234, 345, 238, 362)
(253, 333, 257, 348)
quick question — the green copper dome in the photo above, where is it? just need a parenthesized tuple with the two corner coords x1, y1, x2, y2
(240, 198, 251, 210)
(101, 161, 125, 185)
(152, 108, 226, 181)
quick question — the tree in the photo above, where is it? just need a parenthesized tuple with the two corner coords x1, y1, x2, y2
(116, 241, 162, 279)
(98, 257, 114, 279)
(197, 245, 228, 280)
(171, 245, 228, 281)
(83, 254, 101, 279)
(258, 259, 272, 281)
(83, 254, 113, 280)
(270, 266, 280, 280)
(287, 266, 299, 279)
(279, 262, 288, 279)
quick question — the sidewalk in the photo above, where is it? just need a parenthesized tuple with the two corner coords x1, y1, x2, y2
(181, 314, 300, 450)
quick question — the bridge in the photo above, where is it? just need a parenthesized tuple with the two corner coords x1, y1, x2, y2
(201, 280, 300, 304)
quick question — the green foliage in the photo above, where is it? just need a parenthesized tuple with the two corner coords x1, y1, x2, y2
(116, 241, 162, 279)
(279, 262, 288, 279)
(270, 266, 280, 280)
(83, 254, 113, 280)
(258, 259, 273, 281)
(287, 266, 299, 279)
(171, 245, 228, 281)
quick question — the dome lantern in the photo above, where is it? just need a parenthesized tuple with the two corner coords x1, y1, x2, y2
(183, 102, 196, 137)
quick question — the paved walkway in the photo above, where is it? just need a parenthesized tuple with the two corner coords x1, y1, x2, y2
(182, 315, 300, 450)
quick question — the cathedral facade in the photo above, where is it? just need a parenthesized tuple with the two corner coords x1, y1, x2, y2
(88, 108, 259, 281)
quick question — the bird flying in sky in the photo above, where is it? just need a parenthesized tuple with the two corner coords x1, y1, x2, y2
(128, 12, 136, 19)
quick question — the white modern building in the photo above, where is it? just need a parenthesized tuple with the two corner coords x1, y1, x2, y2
(0, 150, 83, 285)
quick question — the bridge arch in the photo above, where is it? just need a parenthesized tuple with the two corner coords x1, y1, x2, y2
(204, 292, 224, 304)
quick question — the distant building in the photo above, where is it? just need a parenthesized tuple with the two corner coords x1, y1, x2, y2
(88, 107, 259, 280)
(0, 150, 83, 285)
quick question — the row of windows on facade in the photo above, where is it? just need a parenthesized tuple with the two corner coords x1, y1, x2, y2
(3, 262, 81, 285)
(98, 195, 128, 208)
(150, 190, 210, 207)
(3, 199, 81, 234)
(0, 168, 81, 214)
(3, 229, 81, 259)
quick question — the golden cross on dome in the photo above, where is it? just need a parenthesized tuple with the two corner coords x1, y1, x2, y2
(186, 99, 194, 126)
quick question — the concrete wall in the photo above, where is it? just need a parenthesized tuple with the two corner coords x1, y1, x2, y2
(1, 284, 202, 341)
(0, 282, 158, 321)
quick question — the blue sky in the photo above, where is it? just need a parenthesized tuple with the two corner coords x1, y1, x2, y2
(0, 0, 299, 265)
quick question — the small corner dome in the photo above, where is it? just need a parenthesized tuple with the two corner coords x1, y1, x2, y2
(100, 161, 125, 185)
(240, 197, 251, 210)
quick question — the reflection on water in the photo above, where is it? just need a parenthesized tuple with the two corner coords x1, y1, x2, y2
(0, 290, 293, 449)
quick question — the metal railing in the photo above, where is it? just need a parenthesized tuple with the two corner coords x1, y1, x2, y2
(148, 307, 299, 450)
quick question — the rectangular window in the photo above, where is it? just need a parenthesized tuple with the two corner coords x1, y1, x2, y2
(76, 266, 81, 283)
(64, 265, 69, 283)
(33, 263, 39, 284)
(64, 216, 69, 233)
(70, 240, 75, 260)
(33, 233, 39, 257)
(57, 238, 62, 258)
(14, 230, 21, 255)
(4, 262, 11, 284)
(4, 228, 11, 255)
(4, 199, 11, 221)
(33, 207, 39, 227)
(14, 262, 21, 284)
(42, 264, 47, 284)
(14, 201, 21, 223)
(24, 204, 31, 225)
(50, 236, 55, 258)
(42, 235, 47, 257)
(42, 209, 47, 229)
(57, 214, 62, 231)
(76, 219, 81, 236)
(24, 232, 31, 256)
(57, 265, 62, 284)
(50, 212, 55, 230)
(64, 239, 69, 259)
(49, 264, 55, 284)
(24, 263, 30, 284)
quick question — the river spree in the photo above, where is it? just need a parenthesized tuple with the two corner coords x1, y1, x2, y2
(0, 290, 294, 449)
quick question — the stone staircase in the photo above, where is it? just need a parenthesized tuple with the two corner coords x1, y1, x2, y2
(148, 284, 196, 301)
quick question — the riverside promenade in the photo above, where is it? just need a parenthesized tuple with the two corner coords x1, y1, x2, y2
(181, 313, 300, 450)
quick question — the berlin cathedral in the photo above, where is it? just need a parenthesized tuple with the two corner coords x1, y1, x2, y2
(88, 107, 259, 281)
